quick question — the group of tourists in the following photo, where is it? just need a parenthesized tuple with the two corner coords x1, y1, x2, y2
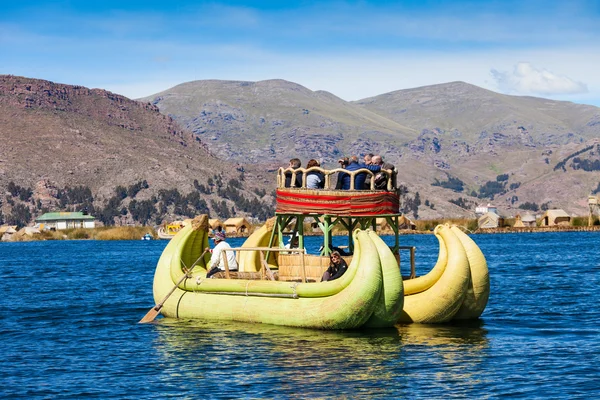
(205, 153, 394, 282)
(283, 154, 395, 190)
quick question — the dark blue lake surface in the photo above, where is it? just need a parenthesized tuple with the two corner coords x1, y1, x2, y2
(1, 232, 599, 398)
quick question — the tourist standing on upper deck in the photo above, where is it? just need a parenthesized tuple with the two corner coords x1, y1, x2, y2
(335, 155, 380, 190)
(305, 159, 325, 189)
(284, 158, 303, 188)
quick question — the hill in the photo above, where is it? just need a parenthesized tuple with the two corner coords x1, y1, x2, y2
(3, 74, 600, 225)
(139, 79, 416, 163)
(141, 79, 600, 218)
(0, 75, 275, 227)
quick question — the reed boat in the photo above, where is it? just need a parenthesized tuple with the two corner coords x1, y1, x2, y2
(152, 215, 402, 329)
(146, 164, 489, 327)
(157, 221, 186, 240)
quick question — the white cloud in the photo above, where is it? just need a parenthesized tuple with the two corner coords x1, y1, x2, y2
(490, 62, 588, 95)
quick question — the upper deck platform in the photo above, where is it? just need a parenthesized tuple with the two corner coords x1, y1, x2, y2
(275, 166, 400, 216)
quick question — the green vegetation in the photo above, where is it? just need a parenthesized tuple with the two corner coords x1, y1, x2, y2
(4, 203, 31, 228)
(554, 145, 594, 171)
(449, 197, 475, 210)
(431, 174, 464, 192)
(571, 157, 600, 171)
(1, 176, 274, 228)
(473, 175, 521, 200)
(570, 216, 588, 227)
(477, 180, 506, 200)
(7, 181, 33, 201)
(519, 202, 539, 212)
(57, 185, 95, 215)
(413, 218, 478, 233)
(518, 202, 550, 212)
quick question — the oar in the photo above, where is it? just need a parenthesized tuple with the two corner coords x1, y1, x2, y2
(139, 249, 208, 324)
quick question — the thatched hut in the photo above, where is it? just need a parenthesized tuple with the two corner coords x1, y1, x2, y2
(376, 215, 415, 232)
(223, 217, 251, 235)
(208, 218, 224, 231)
(513, 213, 537, 228)
(540, 209, 570, 226)
(0, 225, 17, 241)
(478, 212, 504, 229)
(16, 226, 41, 237)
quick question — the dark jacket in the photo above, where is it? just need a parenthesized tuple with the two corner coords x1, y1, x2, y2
(323, 258, 348, 281)
(284, 168, 304, 188)
(374, 163, 396, 190)
(336, 162, 380, 190)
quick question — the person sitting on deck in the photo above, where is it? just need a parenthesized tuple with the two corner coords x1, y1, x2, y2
(363, 153, 375, 189)
(335, 155, 381, 190)
(321, 251, 348, 282)
(305, 159, 325, 189)
(284, 158, 303, 188)
(205, 231, 238, 278)
(371, 155, 396, 190)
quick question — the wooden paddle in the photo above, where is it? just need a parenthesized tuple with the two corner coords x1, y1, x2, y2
(139, 249, 208, 323)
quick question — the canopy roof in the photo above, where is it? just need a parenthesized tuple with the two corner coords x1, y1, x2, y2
(36, 212, 95, 221)
(223, 217, 250, 227)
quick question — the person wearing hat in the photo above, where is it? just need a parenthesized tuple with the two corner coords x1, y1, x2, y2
(205, 230, 238, 278)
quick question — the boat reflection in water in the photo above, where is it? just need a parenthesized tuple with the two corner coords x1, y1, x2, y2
(151, 319, 489, 397)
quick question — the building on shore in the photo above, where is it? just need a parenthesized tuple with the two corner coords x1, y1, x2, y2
(0, 225, 18, 241)
(540, 209, 571, 227)
(208, 218, 224, 232)
(35, 212, 96, 230)
(513, 213, 537, 228)
(475, 203, 498, 217)
(377, 215, 415, 231)
(478, 211, 504, 229)
(223, 217, 251, 235)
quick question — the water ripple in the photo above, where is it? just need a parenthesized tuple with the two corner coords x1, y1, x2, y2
(1, 232, 600, 398)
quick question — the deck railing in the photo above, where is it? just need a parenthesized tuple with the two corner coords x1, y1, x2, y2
(277, 166, 397, 191)
(223, 247, 308, 282)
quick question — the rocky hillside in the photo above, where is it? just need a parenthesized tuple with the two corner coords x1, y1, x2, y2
(3, 74, 600, 224)
(0, 75, 275, 226)
(141, 79, 600, 218)
(139, 79, 416, 163)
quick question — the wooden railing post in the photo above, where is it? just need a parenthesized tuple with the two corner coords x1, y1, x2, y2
(223, 250, 231, 279)
(301, 252, 306, 283)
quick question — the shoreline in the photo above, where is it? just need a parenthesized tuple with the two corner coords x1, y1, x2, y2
(3, 223, 599, 243)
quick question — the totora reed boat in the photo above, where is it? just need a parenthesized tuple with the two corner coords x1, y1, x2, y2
(143, 164, 489, 328)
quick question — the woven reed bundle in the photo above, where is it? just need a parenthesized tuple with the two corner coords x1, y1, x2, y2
(210, 271, 271, 280)
(277, 253, 353, 282)
(191, 214, 209, 231)
(276, 188, 399, 216)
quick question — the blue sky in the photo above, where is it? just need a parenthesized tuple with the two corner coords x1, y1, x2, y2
(2, 0, 599, 106)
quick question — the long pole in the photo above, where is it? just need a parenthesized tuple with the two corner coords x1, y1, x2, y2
(139, 250, 208, 323)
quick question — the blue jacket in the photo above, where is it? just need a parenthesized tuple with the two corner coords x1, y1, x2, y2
(336, 162, 380, 190)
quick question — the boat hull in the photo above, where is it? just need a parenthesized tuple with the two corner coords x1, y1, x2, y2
(152, 216, 394, 329)
(151, 216, 489, 327)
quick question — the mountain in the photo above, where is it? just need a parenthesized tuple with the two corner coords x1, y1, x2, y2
(139, 79, 416, 163)
(3, 74, 600, 224)
(141, 79, 600, 218)
(0, 75, 274, 226)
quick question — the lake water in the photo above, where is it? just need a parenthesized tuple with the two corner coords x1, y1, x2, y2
(1, 231, 599, 398)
